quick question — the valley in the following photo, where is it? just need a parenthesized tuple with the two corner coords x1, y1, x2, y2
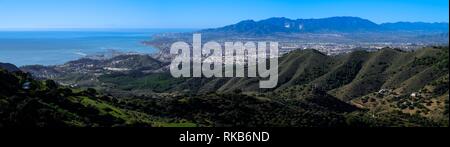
(9, 45, 448, 127)
(1, 16, 449, 127)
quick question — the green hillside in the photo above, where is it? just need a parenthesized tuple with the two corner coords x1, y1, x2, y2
(88, 47, 449, 123)
(6, 46, 448, 127)
(0, 69, 194, 127)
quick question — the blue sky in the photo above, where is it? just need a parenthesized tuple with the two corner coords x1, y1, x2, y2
(0, 0, 448, 29)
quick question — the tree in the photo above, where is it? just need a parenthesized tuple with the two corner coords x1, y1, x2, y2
(45, 80, 58, 90)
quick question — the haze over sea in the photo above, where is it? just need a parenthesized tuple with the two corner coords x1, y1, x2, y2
(0, 29, 192, 66)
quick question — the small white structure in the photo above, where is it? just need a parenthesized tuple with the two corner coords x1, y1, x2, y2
(284, 23, 291, 28)
(103, 67, 130, 71)
(70, 84, 79, 88)
(377, 89, 391, 95)
(22, 82, 31, 90)
(410, 92, 419, 97)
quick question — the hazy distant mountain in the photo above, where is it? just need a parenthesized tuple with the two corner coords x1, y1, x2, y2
(380, 22, 449, 32)
(0, 62, 20, 72)
(201, 17, 449, 36)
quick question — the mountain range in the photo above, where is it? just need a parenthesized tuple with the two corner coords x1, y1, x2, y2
(201, 17, 449, 35)
(146, 16, 449, 55)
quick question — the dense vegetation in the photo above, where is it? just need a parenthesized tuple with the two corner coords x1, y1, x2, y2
(1, 46, 448, 127)
(0, 69, 195, 127)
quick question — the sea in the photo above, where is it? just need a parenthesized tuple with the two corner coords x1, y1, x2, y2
(0, 29, 193, 66)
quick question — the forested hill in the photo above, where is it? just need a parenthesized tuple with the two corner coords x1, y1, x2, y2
(6, 46, 449, 127)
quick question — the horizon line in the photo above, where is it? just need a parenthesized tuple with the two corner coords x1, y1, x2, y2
(0, 28, 202, 31)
